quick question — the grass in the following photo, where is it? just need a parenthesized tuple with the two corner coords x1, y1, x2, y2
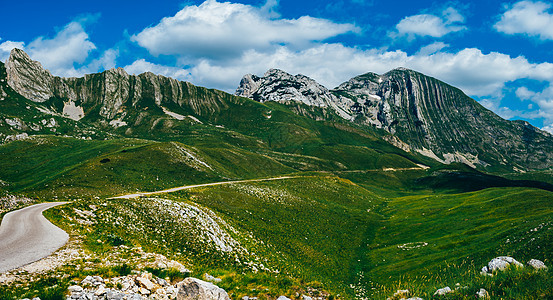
(2, 59, 553, 298)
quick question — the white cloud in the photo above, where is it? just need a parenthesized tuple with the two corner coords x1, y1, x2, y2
(77, 48, 119, 75)
(1, 19, 119, 77)
(131, 0, 357, 60)
(542, 124, 553, 134)
(0, 40, 26, 62)
(25, 21, 96, 77)
(395, 7, 466, 38)
(169, 43, 553, 99)
(516, 86, 536, 100)
(124, 59, 191, 81)
(417, 42, 449, 55)
(495, 1, 553, 40)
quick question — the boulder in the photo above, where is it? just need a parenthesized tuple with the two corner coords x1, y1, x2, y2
(433, 286, 452, 296)
(482, 256, 523, 273)
(477, 288, 490, 299)
(527, 259, 548, 270)
(177, 277, 230, 300)
(204, 273, 222, 283)
(136, 276, 155, 290)
(95, 285, 107, 296)
(68, 285, 84, 293)
(277, 297, 291, 300)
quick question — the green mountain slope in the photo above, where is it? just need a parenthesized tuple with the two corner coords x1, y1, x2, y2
(0, 49, 552, 300)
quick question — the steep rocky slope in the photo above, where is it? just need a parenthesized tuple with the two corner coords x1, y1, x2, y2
(237, 68, 553, 171)
(5, 48, 229, 123)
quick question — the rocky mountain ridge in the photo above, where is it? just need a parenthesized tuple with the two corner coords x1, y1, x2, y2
(5, 48, 228, 122)
(236, 68, 553, 171)
(5, 48, 553, 171)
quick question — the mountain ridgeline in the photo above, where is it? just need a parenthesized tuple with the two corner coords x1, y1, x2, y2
(237, 69, 553, 172)
(3, 48, 553, 172)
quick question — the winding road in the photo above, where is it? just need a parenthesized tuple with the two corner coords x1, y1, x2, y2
(0, 202, 69, 273)
(110, 176, 297, 199)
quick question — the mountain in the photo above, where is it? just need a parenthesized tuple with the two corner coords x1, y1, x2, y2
(237, 68, 553, 172)
(2, 48, 553, 300)
(5, 48, 230, 122)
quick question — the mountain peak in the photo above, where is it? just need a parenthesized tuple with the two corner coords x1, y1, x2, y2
(235, 69, 354, 117)
(236, 67, 553, 171)
(6, 48, 55, 102)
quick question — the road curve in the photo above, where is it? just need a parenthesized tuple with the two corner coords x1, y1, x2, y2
(0, 202, 69, 273)
(110, 176, 298, 199)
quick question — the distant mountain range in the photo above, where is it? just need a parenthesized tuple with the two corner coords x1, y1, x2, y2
(3, 48, 553, 172)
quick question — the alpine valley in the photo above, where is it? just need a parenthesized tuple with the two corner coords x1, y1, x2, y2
(1, 48, 552, 300)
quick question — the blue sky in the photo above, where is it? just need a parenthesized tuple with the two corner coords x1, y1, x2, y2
(2, 0, 553, 132)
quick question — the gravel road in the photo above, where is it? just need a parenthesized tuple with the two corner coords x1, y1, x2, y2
(0, 202, 69, 273)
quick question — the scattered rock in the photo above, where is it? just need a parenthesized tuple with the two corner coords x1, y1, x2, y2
(94, 285, 106, 296)
(139, 287, 151, 295)
(433, 286, 452, 296)
(203, 273, 222, 283)
(527, 259, 548, 270)
(482, 256, 523, 274)
(136, 276, 155, 290)
(387, 289, 410, 300)
(68, 285, 84, 293)
(477, 288, 490, 298)
(177, 277, 230, 300)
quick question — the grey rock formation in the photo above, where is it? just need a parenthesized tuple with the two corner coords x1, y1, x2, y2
(527, 259, 548, 270)
(477, 288, 490, 299)
(237, 68, 553, 171)
(177, 277, 230, 300)
(236, 69, 354, 120)
(481, 256, 523, 274)
(433, 286, 452, 296)
(5, 49, 228, 123)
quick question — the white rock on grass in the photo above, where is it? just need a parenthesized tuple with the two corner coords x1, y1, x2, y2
(527, 259, 548, 270)
(177, 277, 230, 300)
(277, 297, 291, 300)
(203, 273, 222, 283)
(387, 289, 412, 300)
(477, 288, 490, 298)
(482, 256, 523, 274)
(68, 285, 83, 293)
(433, 286, 452, 296)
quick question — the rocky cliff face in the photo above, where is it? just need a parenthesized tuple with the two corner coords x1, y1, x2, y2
(236, 68, 553, 171)
(5, 49, 228, 122)
(236, 69, 354, 120)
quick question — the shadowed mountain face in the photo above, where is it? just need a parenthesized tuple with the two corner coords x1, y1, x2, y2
(237, 68, 553, 172)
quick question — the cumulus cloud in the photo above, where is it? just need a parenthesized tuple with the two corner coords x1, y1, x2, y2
(24, 21, 97, 76)
(395, 7, 466, 39)
(1, 18, 119, 77)
(0, 40, 26, 62)
(495, 1, 553, 40)
(124, 59, 191, 81)
(542, 124, 553, 134)
(131, 0, 357, 60)
(164, 43, 553, 98)
(515, 85, 553, 124)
